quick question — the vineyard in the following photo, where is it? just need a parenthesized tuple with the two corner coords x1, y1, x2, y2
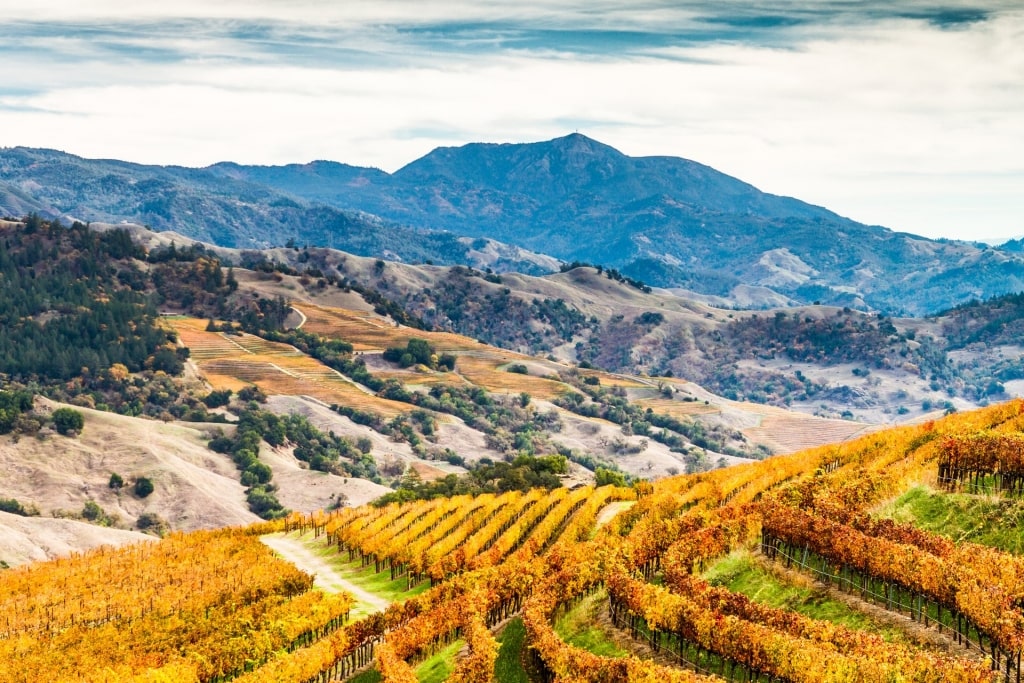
(741, 410, 878, 454)
(170, 317, 410, 417)
(294, 302, 574, 399)
(0, 523, 353, 683)
(6, 399, 1024, 681)
(293, 304, 478, 353)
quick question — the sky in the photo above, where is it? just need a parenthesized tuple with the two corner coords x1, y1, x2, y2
(0, 1, 1021, 241)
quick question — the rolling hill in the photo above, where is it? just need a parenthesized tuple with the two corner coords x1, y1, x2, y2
(132, 226, 1019, 424)
(0, 217, 901, 564)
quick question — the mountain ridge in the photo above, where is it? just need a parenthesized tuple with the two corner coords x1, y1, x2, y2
(3, 136, 1024, 314)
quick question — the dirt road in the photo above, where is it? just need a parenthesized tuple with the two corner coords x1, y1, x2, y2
(261, 534, 391, 613)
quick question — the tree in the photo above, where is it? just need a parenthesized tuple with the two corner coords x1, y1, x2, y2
(203, 389, 233, 408)
(407, 338, 432, 365)
(134, 477, 154, 498)
(52, 408, 84, 436)
(81, 500, 104, 521)
(384, 338, 439, 369)
(149, 348, 184, 375)
(595, 467, 626, 487)
(0, 390, 34, 434)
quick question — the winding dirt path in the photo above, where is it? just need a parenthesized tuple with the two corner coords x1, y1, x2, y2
(261, 534, 391, 613)
(290, 306, 308, 330)
(595, 501, 636, 530)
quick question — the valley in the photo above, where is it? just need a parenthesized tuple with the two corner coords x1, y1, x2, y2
(3, 0, 1023, 678)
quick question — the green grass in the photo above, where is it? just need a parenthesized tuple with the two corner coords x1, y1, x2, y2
(353, 619, 534, 683)
(495, 618, 531, 683)
(348, 668, 382, 683)
(703, 551, 908, 642)
(415, 639, 464, 683)
(878, 485, 1024, 553)
(300, 532, 431, 600)
(276, 531, 430, 618)
(553, 588, 628, 657)
(331, 554, 432, 602)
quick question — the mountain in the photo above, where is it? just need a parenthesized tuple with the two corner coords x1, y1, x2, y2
(4, 137, 1024, 314)
(207, 134, 1024, 315)
(0, 147, 548, 274)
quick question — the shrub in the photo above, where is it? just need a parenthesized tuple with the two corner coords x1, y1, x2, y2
(136, 512, 167, 536)
(246, 486, 287, 519)
(595, 467, 626, 487)
(108, 473, 124, 490)
(0, 498, 32, 516)
(237, 386, 267, 403)
(52, 407, 85, 436)
(134, 477, 155, 498)
(245, 462, 273, 485)
(202, 389, 233, 408)
(81, 500, 104, 521)
(635, 311, 664, 326)
(208, 435, 234, 453)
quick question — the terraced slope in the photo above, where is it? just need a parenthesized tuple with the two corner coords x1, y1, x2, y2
(171, 317, 410, 417)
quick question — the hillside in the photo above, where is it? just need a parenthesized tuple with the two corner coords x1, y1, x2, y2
(160, 232, 1019, 423)
(4, 397, 1024, 681)
(0, 511, 153, 568)
(4, 217, 1024, 682)
(1, 218, 901, 560)
(1, 216, 1021, 574)
(4, 138, 1024, 314)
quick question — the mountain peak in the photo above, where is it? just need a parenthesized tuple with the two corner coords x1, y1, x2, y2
(545, 131, 619, 153)
(393, 132, 631, 193)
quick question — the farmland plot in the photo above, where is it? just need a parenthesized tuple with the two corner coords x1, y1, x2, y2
(169, 318, 410, 418)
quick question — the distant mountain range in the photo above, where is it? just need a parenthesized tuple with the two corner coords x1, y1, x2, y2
(3, 135, 1024, 315)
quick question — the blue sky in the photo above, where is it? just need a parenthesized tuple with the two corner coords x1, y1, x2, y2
(0, 1, 1021, 241)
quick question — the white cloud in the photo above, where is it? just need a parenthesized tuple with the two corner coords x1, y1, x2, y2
(0, 2, 1021, 240)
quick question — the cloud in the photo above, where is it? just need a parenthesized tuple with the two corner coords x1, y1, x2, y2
(0, 1, 1021, 240)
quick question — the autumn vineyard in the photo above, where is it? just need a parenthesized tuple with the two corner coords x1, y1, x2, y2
(6, 400, 1024, 682)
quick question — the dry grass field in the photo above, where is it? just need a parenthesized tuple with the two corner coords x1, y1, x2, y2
(456, 356, 568, 400)
(632, 397, 722, 418)
(577, 370, 647, 389)
(173, 309, 882, 461)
